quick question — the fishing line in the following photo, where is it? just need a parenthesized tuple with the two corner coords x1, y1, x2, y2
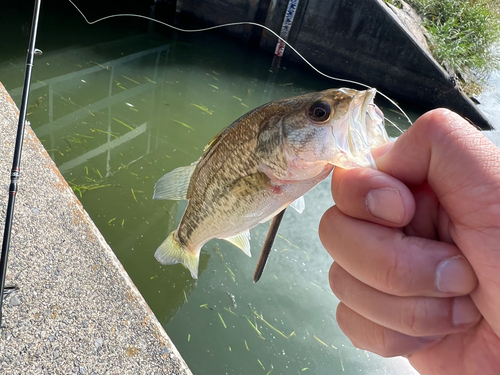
(67, 0, 411, 130)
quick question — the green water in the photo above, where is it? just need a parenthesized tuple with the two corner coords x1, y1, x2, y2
(0, 9, 422, 375)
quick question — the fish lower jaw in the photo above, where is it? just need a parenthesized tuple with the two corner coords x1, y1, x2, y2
(329, 150, 377, 169)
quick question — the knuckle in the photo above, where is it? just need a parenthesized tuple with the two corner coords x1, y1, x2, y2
(318, 210, 336, 251)
(377, 247, 412, 295)
(319, 206, 340, 240)
(400, 302, 419, 336)
(328, 263, 347, 300)
(399, 299, 433, 336)
(376, 329, 402, 358)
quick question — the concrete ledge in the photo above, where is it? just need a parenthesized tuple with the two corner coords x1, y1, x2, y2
(0, 82, 192, 374)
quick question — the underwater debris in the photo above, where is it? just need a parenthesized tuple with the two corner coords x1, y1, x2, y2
(257, 359, 265, 370)
(190, 103, 213, 115)
(313, 335, 328, 347)
(113, 117, 135, 131)
(251, 310, 291, 339)
(225, 264, 236, 282)
(218, 313, 227, 329)
(223, 307, 238, 316)
(91, 128, 119, 138)
(172, 119, 194, 131)
(121, 75, 140, 85)
(245, 315, 265, 340)
(68, 181, 112, 198)
(46, 149, 64, 156)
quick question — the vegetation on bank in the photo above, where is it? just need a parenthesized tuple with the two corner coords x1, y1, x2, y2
(388, 0, 500, 95)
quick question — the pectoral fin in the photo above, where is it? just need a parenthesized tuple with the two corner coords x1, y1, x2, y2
(223, 230, 251, 257)
(153, 163, 197, 200)
(230, 172, 270, 197)
(289, 196, 305, 213)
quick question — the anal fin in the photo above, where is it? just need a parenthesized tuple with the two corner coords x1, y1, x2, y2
(223, 230, 251, 257)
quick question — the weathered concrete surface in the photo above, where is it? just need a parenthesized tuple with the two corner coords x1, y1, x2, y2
(173, 0, 492, 129)
(0, 82, 192, 374)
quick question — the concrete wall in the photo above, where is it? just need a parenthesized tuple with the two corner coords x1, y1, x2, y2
(174, 0, 492, 129)
(176, 0, 262, 41)
(0, 83, 192, 374)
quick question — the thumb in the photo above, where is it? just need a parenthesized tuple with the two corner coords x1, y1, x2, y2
(373, 108, 500, 224)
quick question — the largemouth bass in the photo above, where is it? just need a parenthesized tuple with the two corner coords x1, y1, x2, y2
(153, 88, 389, 279)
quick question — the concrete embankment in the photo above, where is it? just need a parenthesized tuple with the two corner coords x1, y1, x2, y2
(0, 82, 191, 374)
(173, 0, 493, 129)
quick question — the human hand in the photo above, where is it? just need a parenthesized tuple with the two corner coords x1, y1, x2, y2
(319, 109, 500, 374)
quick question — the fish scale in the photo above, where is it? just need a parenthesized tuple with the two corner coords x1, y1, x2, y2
(153, 87, 389, 279)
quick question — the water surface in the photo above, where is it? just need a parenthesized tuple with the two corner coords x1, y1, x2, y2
(0, 8, 453, 374)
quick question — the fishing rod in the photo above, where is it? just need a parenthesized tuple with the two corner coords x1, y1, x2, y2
(0, 0, 43, 325)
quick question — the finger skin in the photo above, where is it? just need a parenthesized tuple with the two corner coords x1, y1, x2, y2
(336, 302, 444, 357)
(339, 302, 499, 375)
(408, 320, 500, 374)
(329, 263, 481, 337)
(321, 109, 500, 373)
(374, 109, 500, 338)
(331, 167, 415, 227)
(333, 166, 440, 240)
(319, 207, 477, 297)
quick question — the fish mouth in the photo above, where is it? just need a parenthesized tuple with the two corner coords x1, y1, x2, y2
(330, 88, 389, 169)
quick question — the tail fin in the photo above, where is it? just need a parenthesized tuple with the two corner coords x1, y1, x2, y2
(155, 232, 200, 279)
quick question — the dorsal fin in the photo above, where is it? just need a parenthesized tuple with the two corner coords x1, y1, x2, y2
(153, 163, 197, 200)
(203, 127, 226, 152)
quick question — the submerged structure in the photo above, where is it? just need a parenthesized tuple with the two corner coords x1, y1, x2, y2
(173, 0, 493, 129)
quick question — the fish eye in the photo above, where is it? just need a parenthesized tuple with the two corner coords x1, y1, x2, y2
(308, 101, 331, 122)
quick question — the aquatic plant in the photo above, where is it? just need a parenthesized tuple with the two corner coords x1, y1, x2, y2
(68, 180, 112, 198)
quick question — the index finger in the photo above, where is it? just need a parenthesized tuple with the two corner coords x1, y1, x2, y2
(331, 166, 416, 227)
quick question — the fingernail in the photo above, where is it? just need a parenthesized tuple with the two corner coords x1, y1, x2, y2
(366, 188, 404, 224)
(452, 296, 481, 326)
(436, 256, 477, 293)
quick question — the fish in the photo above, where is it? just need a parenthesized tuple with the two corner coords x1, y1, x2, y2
(153, 87, 389, 279)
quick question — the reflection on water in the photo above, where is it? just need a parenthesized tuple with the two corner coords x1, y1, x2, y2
(478, 70, 500, 130)
(0, 24, 421, 375)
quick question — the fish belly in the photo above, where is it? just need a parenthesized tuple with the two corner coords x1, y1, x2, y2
(177, 174, 328, 253)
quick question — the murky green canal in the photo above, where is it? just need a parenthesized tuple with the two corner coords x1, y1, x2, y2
(0, 5, 422, 374)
